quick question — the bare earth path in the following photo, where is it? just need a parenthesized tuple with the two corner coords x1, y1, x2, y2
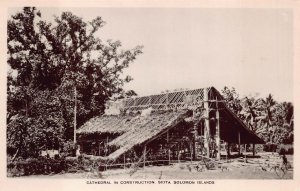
(26, 162, 292, 179)
(22, 154, 293, 179)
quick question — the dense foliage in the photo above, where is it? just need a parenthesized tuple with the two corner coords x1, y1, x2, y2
(7, 7, 143, 159)
(221, 87, 293, 145)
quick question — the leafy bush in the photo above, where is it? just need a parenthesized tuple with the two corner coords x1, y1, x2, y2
(7, 157, 66, 177)
(7, 154, 102, 177)
(277, 144, 293, 155)
(263, 143, 278, 152)
(61, 141, 76, 157)
(287, 148, 293, 155)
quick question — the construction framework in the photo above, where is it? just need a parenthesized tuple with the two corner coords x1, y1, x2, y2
(76, 87, 264, 169)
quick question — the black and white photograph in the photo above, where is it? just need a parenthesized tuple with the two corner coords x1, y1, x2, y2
(2, 1, 299, 190)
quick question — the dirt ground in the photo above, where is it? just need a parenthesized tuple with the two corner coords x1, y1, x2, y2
(26, 154, 293, 179)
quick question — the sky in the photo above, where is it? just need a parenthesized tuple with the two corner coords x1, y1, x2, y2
(9, 8, 293, 102)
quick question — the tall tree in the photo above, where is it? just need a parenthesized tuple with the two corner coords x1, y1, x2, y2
(241, 96, 264, 155)
(272, 102, 293, 144)
(221, 86, 243, 115)
(259, 94, 277, 143)
(7, 7, 143, 158)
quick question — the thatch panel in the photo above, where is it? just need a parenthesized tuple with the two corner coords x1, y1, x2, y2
(104, 116, 131, 132)
(105, 110, 190, 160)
(77, 115, 135, 134)
(108, 111, 187, 147)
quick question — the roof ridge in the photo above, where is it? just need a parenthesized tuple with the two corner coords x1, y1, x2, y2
(122, 86, 213, 100)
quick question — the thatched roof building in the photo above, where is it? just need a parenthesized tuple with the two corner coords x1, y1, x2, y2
(77, 87, 264, 163)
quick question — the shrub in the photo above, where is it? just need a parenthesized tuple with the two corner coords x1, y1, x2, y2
(277, 144, 293, 155)
(263, 143, 278, 152)
(61, 141, 77, 157)
(287, 147, 293, 155)
(7, 157, 66, 177)
(7, 154, 104, 177)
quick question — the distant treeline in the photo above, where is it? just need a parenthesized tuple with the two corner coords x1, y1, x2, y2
(221, 87, 293, 145)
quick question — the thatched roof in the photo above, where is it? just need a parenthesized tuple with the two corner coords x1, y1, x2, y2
(77, 115, 136, 134)
(107, 110, 190, 159)
(77, 87, 265, 161)
(108, 111, 189, 147)
(77, 110, 191, 160)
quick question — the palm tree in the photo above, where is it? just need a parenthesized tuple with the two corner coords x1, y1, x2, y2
(241, 96, 263, 156)
(273, 102, 293, 144)
(280, 102, 293, 126)
(260, 94, 276, 144)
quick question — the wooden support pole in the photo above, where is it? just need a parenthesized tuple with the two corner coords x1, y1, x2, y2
(238, 132, 241, 156)
(123, 153, 126, 169)
(216, 110, 221, 160)
(98, 142, 101, 156)
(177, 143, 180, 163)
(193, 122, 198, 160)
(143, 145, 147, 168)
(190, 142, 193, 162)
(167, 131, 170, 165)
(203, 88, 210, 158)
(106, 137, 109, 155)
(227, 142, 231, 157)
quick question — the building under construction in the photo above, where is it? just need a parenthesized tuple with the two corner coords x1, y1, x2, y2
(76, 87, 264, 168)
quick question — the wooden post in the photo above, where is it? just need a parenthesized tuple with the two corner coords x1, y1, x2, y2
(238, 132, 241, 156)
(177, 143, 180, 163)
(193, 122, 198, 160)
(143, 145, 147, 168)
(106, 137, 109, 155)
(190, 142, 193, 162)
(203, 88, 210, 158)
(216, 109, 221, 160)
(227, 142, 231, 157)
(167, 131, 170, 165)
(98, 142, 101, 156)
(74, 86, 77, 144)
(123, 153, 126, 169)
